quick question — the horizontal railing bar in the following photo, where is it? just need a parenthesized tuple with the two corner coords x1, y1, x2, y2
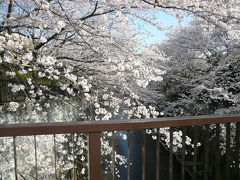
(0, 114, 240, 137)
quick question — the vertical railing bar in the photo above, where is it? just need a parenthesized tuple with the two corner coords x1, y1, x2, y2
(88, 132, 101, 180)
(111, 131, 115, 180)
(34, 135, 38, 180)
(13, 136, 18, 180)
(181, 127, 186, 180)
(225, 123, 230, 180)
(127, 130, 131, 180)
(215, 124, 220, 180)
(142, 130, 146, 180)
(193, 126, 198, 180)
(68, 135, 71, 180)
(72, 133, 76, 180)
(204, 125, 209, 180)
(169, 127, 173, 180)
(156, 131, 160, 180)
(236, 122, 240, 179)
(53, 134, 57, 179)
(0, 81, 2, 103)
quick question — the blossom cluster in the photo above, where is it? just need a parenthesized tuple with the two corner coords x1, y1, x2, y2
(0, 31, 163, 178)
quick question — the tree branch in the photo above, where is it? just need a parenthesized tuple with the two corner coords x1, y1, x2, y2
(80, 1, 99, 20)
(34, 28, 65, 50)
(6, 0, 13, 34)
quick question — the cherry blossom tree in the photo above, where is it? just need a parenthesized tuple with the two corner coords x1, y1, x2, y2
(0, 1, 163, 178)
(1, 0, 240, 179)
(155, 17, 240, 117)
(151, 17, 240, 176)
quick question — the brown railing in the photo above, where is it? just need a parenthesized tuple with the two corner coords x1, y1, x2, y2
(0, 114, 240, 180)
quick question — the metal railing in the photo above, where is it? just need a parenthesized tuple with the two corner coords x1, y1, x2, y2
(0, 114, 240, 180)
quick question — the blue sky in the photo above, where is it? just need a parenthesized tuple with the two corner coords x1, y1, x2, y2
(135, 11, 192, 45)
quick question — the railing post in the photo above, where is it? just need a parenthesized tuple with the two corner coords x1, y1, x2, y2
(111, 132, 116, 180)
(142, 131, 146, 180)
(88, 132, 101, 180)
(169, 127, 173, 180)
(127, 130, 131, 180)
(236, 122, 240, 179)
(13, 136, 18, 180)
(225, 123, 230, 180)
(215, 124, 220, 180)
(156, 133, 160, 180)
(181, 127, 186, 180)
(204, 125, 209, 180)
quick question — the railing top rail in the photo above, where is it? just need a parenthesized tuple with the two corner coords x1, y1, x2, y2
(0, 114, 240, 137)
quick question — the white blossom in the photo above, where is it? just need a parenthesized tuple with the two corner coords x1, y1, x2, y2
(57, 21, 65, 29)
(102, 94, 108, 100)
(37, 56, 56, 66)
(40, 36, 47, 43)
(8, 102, 19, 111)
(42, 0, 50, 9)
(6, 71, 16, 78)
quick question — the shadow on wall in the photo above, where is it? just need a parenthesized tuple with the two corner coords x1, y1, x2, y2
(115, 130, 192, 180)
